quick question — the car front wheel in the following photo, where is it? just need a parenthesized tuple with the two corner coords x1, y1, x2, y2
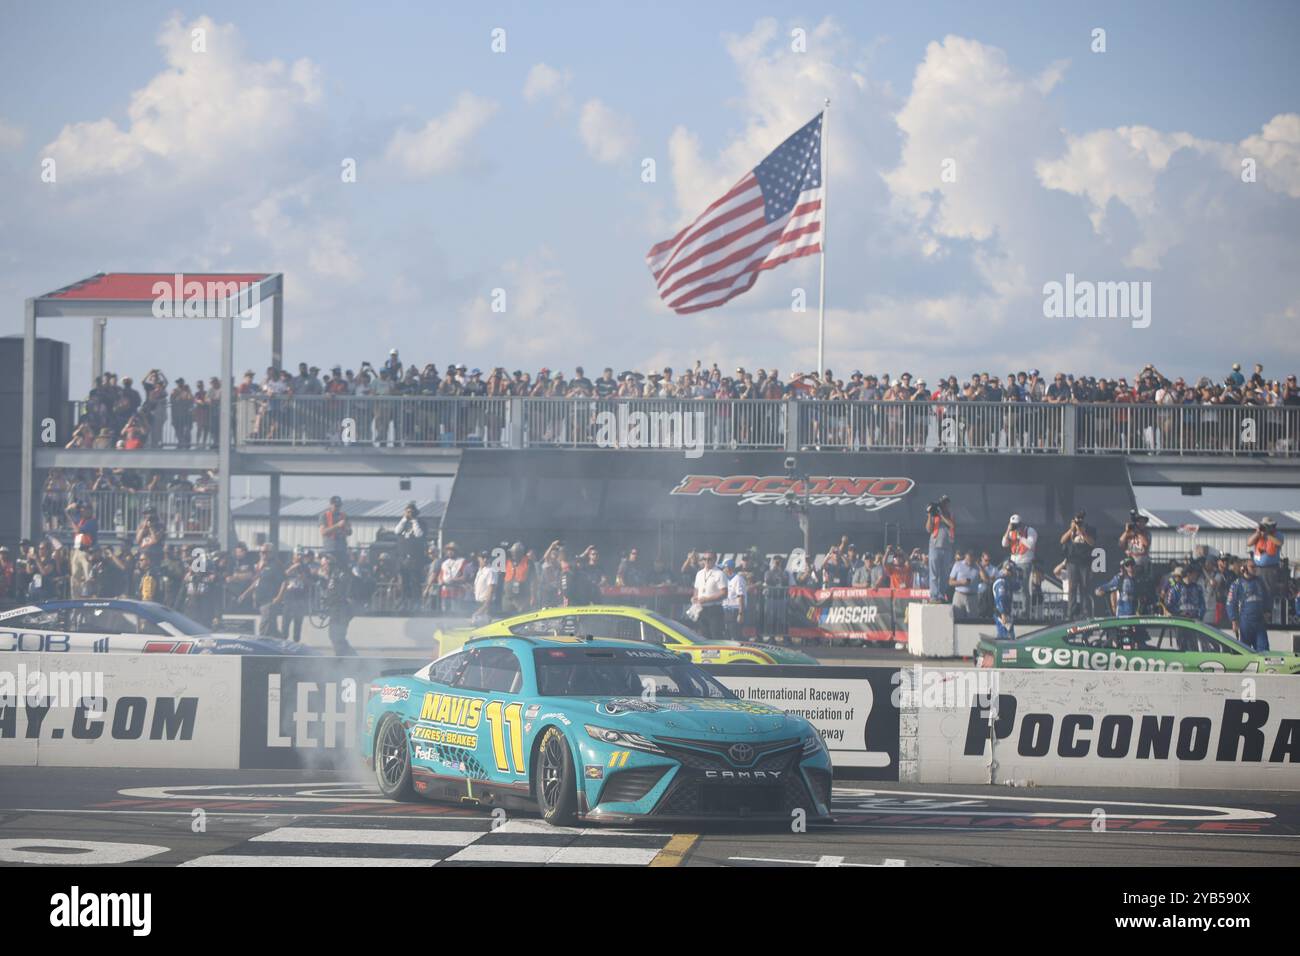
(374, 713, 417, 801)
(534, 726, 578, 826)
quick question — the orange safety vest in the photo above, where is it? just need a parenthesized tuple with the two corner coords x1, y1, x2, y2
(1253, 537, 1281, 559)
(506, 556, 531, 583)
(1007, 530, 1031, 556)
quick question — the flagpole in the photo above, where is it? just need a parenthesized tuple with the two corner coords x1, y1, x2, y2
(817, 98, 829, 378)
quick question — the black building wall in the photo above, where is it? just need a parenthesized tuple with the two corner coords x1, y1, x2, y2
(440, 448, 1137, 569)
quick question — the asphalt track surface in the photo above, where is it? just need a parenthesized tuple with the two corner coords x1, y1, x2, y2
(3, 768, 1298, 867)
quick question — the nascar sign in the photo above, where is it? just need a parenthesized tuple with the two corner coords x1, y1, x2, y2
(670, 475, 915, 512)
(786, 587, 923, 641)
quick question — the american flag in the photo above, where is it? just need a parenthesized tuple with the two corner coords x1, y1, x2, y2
(647, 112, 823, 315)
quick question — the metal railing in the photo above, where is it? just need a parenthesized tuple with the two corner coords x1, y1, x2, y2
(40, 488, 217, 539)
(66, 398, 221, 450)
(52, 394, 1300, 458)
(235, 395, 512, 447)
(797, 400, 1067, 452)
(520, 397, 787, 449)
(1076, 403, 1300, 456)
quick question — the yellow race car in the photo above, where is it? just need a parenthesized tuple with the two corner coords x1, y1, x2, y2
(436, 605, 819, 665)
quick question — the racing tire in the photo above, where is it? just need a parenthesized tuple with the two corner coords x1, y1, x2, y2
(533, 726, 579, 826)
(373, 713, 418, 802)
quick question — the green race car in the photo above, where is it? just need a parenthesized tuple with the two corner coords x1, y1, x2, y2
(975, 616, 1300, 674)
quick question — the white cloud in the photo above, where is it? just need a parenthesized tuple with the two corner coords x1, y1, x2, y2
(0, 118, 24, 152)
(43, 14, 322, 180)
(577, 99, 635, 164)
(523, 63, 571, 105)
(461, 249, 583, 357)
(1239, 113, 1300, 198)
(385, 92, 499, 177)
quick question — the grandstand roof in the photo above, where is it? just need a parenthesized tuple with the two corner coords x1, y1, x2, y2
(32, 271, 282, 318)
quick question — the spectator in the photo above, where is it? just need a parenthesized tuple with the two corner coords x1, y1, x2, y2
(1247, 517, 1283, 598)
(318, 553, 357, 654)
(925, 495, 955, 602)
(1096, 557, 1139, 617)
(503, 543, 533, 614)
(1227, 562, 1270, 651)
(274, 548, 311, 643)
(948, 550, 980, 620)
(240, 545, 284, 637)
(1059, 510, 1096, 620)
(394, 502, 428, 611)
(320, 495, 352, 566)
(722, 559, 746, 641)
(616, 547, 645, 587)
(1002, 514, 1037, 609)
(1119, 511, 1153, 611)
(992, 561, 1017, 639)
(762, 556, 788, 638)
(691, 552, 728, 640)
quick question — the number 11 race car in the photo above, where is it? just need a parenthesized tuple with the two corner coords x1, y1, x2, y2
(361, 634, 834, 825)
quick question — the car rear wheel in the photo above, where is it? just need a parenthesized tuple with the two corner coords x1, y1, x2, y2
(374, 713, 417, 802)
(533, 726, 578, 826)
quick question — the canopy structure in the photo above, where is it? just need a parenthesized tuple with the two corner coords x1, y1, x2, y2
(23, 272, 284, 547)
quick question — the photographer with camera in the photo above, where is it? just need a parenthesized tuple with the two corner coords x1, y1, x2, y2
(925, 495, 955, 603)
(394, 501, 428, 611)
(1001, 514, 1037, 610)
(317, 553, 358, 655)
(1119, 510, 1153, 611)
(320, 495, 352, 568)
(1059, 510, 1096, 620)
(1247, 517, 1283, 598)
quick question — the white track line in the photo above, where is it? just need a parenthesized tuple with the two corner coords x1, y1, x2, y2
(181, 855, 433, 867)
(249, 827, 480, 846)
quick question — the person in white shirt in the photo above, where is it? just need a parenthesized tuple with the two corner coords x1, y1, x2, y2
(948, 551, 980, 620)
(721, 560, 747, 641)
(472, 551, 497, 625)
(1002, 515, 1038, 609)
(691, 552, 728, 640)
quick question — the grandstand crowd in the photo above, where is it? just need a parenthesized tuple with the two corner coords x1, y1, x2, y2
(71, 356, 1300, 450)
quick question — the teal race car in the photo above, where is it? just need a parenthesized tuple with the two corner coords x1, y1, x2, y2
(975, 615, 1300, 674)
(361, 634, 834, 825)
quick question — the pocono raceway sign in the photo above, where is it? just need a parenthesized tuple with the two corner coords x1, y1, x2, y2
(904, 668, 1300, 790)
(4, 654, 1299, 791)
(670, 475, 915, 511)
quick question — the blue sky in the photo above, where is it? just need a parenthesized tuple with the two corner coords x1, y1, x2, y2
(1, 1, 1298, 394)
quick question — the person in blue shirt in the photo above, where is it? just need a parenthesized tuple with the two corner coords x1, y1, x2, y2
(1227, 562, 1270, 652)
(1096, 558, 1139, 616)
(992, 561, 1017, 639)
(1174, 565, 1206, 620)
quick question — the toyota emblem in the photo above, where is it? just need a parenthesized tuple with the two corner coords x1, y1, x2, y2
(728, 743, 754, 764)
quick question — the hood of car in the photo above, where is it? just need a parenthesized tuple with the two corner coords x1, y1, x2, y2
(554, 695, 803, 737)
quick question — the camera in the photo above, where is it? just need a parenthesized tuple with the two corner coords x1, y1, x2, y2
(926, 501, 941, 516)
(1073, 511, 1086, 522)
(783, 455, 797, 473)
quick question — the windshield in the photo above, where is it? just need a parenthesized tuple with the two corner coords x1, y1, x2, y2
(642, 610, 711, 644)
(533, 646, 735, 699)
(144, 605, 212, 636)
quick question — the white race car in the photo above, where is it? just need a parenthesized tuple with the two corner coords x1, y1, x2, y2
(0, 599, 316, 655)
